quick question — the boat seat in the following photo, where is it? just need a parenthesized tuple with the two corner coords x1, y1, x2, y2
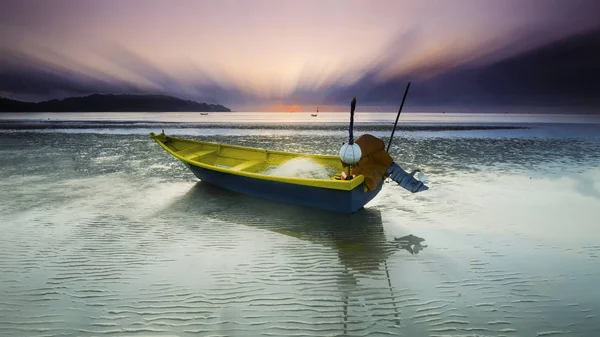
(175, 145, 203, 156)
(229, 160, 263, 171)
(188, 149, 218, 161)
(194, 149, 217, 160)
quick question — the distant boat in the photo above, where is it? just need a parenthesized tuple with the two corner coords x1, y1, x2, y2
(200, 112, 209, 115)
(312, 107, 319, 117)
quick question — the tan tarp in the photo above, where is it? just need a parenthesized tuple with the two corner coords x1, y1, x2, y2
(343, 134, 393, 191)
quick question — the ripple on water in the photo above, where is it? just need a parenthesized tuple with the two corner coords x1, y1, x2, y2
(1, 131, 599, 336)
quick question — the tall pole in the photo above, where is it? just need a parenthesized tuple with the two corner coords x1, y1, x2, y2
(349, 96, 356, 145)
(386, 82, 411, 153)
(347, 96, 357, 177)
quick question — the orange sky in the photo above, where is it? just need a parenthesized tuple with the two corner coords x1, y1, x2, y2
(263, 104, 346, 113)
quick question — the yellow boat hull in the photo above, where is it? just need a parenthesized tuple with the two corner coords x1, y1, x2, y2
(150, 132, 382, 213)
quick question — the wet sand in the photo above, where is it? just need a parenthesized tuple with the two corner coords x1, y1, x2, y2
(0, 124, 599, 336)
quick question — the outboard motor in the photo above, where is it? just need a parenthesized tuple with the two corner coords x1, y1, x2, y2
(340, 94, 430, 194)
(386, 162, 429, 193)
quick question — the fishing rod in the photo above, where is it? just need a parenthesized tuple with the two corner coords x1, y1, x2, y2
(386, 82, 411, 153)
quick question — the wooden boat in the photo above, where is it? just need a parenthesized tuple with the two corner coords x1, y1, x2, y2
(150, 131, 384, 213)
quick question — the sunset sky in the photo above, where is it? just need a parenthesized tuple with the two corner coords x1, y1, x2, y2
(1, 0, 599, 112)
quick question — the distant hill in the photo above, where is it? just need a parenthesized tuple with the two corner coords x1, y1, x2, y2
(0, 94, 231, 112)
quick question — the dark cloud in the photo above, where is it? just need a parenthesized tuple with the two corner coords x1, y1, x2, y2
(321, 26, 600, 112)
(0, 47, 147, 101)
(1, 25, 599, 112)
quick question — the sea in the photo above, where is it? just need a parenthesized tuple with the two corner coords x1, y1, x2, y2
(1, 112, 599, 337)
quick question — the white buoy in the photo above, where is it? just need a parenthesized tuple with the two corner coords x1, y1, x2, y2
(339, 143, 362, 165)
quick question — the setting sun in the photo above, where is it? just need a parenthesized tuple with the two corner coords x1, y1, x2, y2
(264, 103, 304, 113)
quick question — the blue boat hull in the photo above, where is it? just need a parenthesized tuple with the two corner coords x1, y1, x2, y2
(185, 163, 383, 213)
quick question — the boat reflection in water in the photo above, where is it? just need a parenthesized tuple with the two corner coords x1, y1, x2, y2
(171, 182, 426, 271)
(167, 182, 427, 332)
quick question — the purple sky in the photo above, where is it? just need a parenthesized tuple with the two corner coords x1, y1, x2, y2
(1, 0, 599, 111)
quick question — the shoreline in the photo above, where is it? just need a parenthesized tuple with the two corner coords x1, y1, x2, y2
(0, 121, 532, 131)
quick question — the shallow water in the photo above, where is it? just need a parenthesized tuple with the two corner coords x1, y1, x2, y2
(1, 120, 600, 336)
